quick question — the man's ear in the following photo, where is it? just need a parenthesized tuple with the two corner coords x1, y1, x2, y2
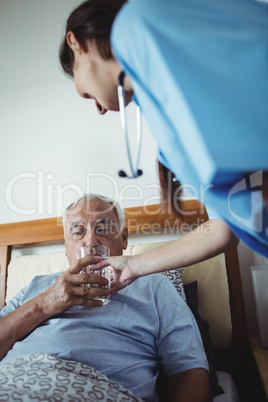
(122, 226, 128, 250)
(66, 31, 82, 54)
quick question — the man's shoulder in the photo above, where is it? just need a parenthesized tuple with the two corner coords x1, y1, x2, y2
(20, 272, 63, 299)
(133, 273, 182, 297)
(137, 273, 169, 285)
(30, 271, 63, 284)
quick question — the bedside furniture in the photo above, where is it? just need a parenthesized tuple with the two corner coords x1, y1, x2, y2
(250, 337, 268, 401)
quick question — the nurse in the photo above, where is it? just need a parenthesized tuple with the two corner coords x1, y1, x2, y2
(59, 0, 268, 290)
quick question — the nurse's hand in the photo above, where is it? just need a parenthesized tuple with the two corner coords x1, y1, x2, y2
(97, 256, 140, 295)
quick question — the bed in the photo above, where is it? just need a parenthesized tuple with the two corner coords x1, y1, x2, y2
(0, 200, 258, 401)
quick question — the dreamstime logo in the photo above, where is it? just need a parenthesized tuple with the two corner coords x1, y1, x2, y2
(228, 171, 264, 232)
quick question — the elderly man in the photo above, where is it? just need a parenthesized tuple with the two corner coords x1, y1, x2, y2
(0, 194, 211, 402)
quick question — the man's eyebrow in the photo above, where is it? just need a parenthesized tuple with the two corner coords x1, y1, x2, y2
(69, 221, 86, 230)
(94, 218, 113, 225)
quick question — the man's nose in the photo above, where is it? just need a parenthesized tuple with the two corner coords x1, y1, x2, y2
(84, 230, 98, 245)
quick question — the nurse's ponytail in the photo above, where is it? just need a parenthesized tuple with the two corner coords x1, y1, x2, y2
(158, 161, 183, 218)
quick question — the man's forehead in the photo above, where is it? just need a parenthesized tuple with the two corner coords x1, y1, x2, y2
(66, 198, 118, 223)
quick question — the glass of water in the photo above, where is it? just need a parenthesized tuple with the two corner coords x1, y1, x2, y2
(76, 244, 111, 305)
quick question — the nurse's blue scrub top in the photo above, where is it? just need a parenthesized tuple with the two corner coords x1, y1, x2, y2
(111, 0, 268, 257)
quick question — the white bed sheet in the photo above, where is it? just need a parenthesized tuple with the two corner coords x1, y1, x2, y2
(214, 371, 241, 402)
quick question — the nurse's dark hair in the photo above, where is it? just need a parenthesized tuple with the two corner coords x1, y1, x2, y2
(158, 161, 183, 217)
(59, 0, 127, 77)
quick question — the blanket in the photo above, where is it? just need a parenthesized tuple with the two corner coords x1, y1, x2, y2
(0, 353, 143, 401)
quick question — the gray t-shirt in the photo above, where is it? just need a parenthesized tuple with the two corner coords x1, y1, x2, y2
(0, 272, 208, 401)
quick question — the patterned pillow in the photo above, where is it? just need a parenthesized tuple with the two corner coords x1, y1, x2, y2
(161, 268, 186, 301)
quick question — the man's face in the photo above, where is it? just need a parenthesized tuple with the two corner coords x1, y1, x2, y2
(65, 198, 128, 265)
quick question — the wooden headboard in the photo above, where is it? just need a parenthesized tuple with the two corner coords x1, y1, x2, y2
(0, 200, 255, 400)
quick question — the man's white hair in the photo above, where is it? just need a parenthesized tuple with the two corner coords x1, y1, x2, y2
(62, 193, 126, 239)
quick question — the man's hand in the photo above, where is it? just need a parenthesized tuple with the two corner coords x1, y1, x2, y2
(39, 255, 110, 316)
(0, 255, 110, 361)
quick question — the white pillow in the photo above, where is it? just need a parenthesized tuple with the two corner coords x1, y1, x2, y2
(6, 252, 69, 303)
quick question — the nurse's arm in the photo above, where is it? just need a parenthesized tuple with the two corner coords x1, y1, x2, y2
(98, 219, 238, 292)
(140, 218, 239, 274)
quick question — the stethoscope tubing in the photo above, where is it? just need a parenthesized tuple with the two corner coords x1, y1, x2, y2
(117, 71, 143, 179)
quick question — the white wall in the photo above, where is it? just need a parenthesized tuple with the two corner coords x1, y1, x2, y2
(0, 0, 160, 225)
(0, 0, 266, 337)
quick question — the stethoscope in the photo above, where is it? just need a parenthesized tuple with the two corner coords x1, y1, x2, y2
(117, 71, 143, 179)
